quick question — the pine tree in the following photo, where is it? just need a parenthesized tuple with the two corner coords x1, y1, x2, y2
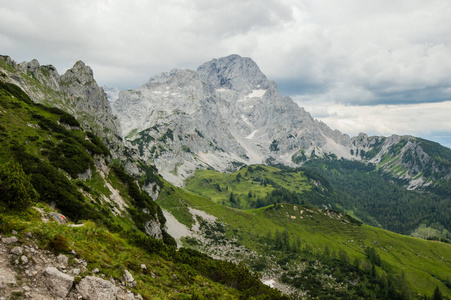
(433, 286, 443, 300)
(229, 192, 236, 205)
(281, 229, 289, 250)
(266, 231, 272, 244)
(274, 229, 282, 250)
(0, 161, 39, 210)
(323, 245, 330, 260)
(354, 257, 361, 270)
(399, 270, 412, 300)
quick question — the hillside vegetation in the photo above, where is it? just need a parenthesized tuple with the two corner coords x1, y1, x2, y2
(160, 180, 451, 298)
(184, 165, 331, 209)
(0, 81, 284, 299)
(185, 163, 451, 240)
(304, 159, 451, 238)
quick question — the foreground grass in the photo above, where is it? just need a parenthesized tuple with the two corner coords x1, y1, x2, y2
(0, 208, 245, 299)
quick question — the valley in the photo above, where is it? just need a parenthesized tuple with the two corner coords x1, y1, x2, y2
(1, 54, 450, 299)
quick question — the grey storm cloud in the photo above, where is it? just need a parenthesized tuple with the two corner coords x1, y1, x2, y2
(1, 0, 451, 147)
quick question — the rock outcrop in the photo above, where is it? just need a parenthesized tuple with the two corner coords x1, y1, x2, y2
(0, 55, 123, 157)
(76, 276, 117, 300)
(43, 266, 74, 298)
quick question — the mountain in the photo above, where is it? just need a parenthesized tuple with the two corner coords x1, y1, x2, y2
(112, 54, 451, 191)
(0, 55, 123, 156)
(0, 79, 284, 299)
(1, 53, 450, 299)
(112, 54, 353, 185)
(103, 86, 120, 104)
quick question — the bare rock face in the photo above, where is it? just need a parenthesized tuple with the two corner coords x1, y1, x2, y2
(58, 61, 123, 154)
(76, 276, 117, 300)
(144, 218, 163, 239)
(18, 59, 61, 91)
(196, 54, 270, 93)
(43, 266, 74, 298)
(113, 54, 354, 186)
(59, 61, 120, 135)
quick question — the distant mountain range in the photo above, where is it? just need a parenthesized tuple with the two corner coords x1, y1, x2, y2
(110, 54, 451, 190)
(2, 53, 450, 192)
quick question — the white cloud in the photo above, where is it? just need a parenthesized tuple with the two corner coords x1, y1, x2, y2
(1, 0, 451, 146)
(294, 97, 451, 148)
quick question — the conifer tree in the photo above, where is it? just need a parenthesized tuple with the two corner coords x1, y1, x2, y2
(433, 286, 443, 300)
(0, 161, 39, 210)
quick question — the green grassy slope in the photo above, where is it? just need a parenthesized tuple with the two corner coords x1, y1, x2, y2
(0, 81, 285, 299)
(186, 162, 451, 242)
(0, 80, 142, 230)
(159, 181, 451, 298)
(0, 208, 253, 299)
(184, 165, 329, 209)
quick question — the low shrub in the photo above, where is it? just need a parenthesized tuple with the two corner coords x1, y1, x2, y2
(49, 234, 70, 253)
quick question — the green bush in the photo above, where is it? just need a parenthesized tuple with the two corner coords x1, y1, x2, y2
(59, 113, 80, 127)
(49, 137, 94, 178)
(0, 81, 33, 104)
(49, 234, 70, 253)
(0, 161, 39, 210)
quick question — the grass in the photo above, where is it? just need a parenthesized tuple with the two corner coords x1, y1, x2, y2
(0, 208, 242, 300)
(184, 165, 312, 208)
(158, 181, 451, 298)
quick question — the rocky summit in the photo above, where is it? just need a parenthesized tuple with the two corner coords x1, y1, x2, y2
(112, 54, 451, 188)
(113, 55, 354, 185)
(0, 55, 123, 156)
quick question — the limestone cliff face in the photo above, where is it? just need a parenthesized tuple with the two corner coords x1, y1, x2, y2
(58, 61, 123, 152)
(112, 55, 355, 185)
(3, 54, 447, 190)
(113, 54, 451, 189)
(0, 55, 123, 156)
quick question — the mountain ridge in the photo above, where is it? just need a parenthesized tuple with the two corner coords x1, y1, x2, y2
(112, 54, 451, 190)
(0, 55, 123, 157)
(1, 53, 450, 298)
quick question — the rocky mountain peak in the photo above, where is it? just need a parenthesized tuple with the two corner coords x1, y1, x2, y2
(112, 54, 356, 185)
(0, 56, 123, 157)
(18, 59, 41, 72)
(196, 54, 270, 93)
(58, 61, 122, 151)
(146, 69, 199, 88)
(61, 61, 95, 85)
(72, 61, 94, 78)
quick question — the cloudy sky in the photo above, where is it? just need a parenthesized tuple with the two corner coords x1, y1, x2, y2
(1, 0, 451, 148)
